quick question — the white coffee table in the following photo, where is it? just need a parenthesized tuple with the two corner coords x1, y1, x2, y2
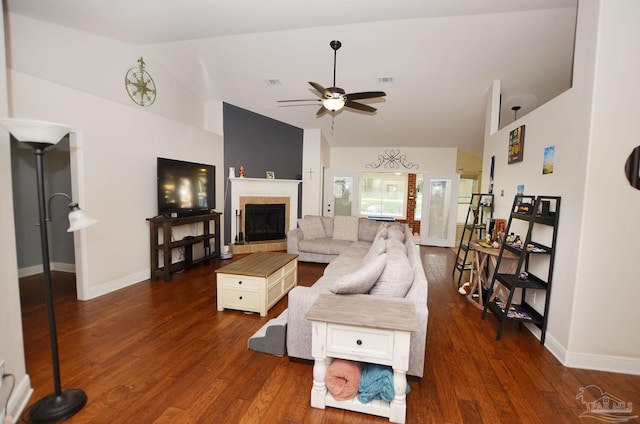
(215, 252, 298, 316)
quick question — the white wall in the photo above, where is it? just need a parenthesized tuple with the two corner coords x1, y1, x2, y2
(0, 3, 33, 421)
(302, 129, 323, 216)
(330, 146, 457, 173)
(482, 0, 639, 374)
(6, 13, 224, 299)
(567, 0, 640, 371)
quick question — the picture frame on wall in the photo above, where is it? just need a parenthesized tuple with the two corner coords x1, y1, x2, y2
(508, 125, 525, 164)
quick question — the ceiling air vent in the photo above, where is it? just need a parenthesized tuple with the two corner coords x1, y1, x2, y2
(377, 76, 394, 84)
(264, 79, 281, 86)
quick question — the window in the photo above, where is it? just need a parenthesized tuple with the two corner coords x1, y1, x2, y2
(359, 173, 408, 218)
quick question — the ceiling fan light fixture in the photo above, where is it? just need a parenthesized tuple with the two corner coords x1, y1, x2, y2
(322, 97, 345, 111)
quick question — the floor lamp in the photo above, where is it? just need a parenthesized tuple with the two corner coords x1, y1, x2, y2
(0, 119, 98, 423)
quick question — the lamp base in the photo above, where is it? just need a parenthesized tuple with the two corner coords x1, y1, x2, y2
(29, 389, 87, 424)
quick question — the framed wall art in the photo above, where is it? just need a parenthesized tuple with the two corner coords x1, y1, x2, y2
(508, 125, 525, 164)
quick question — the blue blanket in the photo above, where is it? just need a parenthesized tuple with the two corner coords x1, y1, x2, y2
(357, 363, 411, 404)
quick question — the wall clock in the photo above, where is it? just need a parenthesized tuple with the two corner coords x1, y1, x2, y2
(125, 57, 157, 106)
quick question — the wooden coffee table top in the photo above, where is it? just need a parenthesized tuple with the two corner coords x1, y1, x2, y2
(215, 252, 298, 278)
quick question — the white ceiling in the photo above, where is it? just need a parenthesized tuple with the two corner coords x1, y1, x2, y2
(5, 0, 578, 157)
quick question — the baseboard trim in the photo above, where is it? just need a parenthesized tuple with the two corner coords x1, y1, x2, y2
(3, 374, 33, 423)
(87, 269, 149, 299)
(531, 325, 640, 376)
(18, 262, 75, 278)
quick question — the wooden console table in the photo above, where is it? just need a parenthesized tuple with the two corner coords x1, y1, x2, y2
(306, 294, 417, 423)
(147, 212, 221, 282)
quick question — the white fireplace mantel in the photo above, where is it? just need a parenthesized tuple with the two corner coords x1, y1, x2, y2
(229, 177, 302, 242)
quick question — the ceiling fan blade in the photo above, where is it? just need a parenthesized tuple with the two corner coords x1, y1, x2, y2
(309, 81, 327, 96)
(347, 91, 386, 101)
(316, 106, 328, 116)
(345, 100, 377, 113)
(277, 99, 320, 103)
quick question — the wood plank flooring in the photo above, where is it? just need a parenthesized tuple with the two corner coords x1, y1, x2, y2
(18, 246, 640, 423)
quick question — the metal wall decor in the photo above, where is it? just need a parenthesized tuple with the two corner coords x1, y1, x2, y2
(365, 149, 419, 169)
(125, 57, 157, 106)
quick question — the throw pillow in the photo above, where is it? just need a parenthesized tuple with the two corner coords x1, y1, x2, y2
(369, 253, 414, 297)
(332, 215, 359, 242)
(374, 222, 390, 240)
(363, 236, 386, 263)
(297, 216, 326, 240)
(385, 238, 407, 255)
(387, 227, 405, 242)
(330, 253, 387, 294)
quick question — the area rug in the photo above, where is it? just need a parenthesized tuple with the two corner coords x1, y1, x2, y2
(247, 309, 288, 356)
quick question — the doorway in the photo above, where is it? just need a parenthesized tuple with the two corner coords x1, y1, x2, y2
(10, 131, 89, 300)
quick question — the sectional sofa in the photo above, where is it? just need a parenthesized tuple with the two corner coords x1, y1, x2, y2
(286, 215, 428, 377)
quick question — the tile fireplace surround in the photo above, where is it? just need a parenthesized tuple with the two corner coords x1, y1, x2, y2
(229, 177, 301, 254)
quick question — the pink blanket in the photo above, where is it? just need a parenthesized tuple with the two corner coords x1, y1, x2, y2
(325, 359, 363, 400)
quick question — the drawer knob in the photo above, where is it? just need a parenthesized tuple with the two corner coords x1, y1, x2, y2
(238, 281, 242, 285)
(356, 339, 362, 346)
(239, 296, 243, 300)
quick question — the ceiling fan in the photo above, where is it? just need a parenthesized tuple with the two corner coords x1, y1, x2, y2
(278, 40, 386, 116)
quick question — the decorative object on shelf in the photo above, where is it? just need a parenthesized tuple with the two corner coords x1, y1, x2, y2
(508, 125, 525, 164)
(0, 118, 98, 424)
(239, 165, 246, 178)
(228, 167, 236, 179)
(624, 146, 640, 190)
(365, 149, 419, 169)
(125, 57, 157, 106)
(543, 146, 555, 174)
(266, 171, 275, 179)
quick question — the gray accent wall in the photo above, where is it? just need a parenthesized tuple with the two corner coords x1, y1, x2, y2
(11, 136, 74, 270)
(223, 102, 304, 244)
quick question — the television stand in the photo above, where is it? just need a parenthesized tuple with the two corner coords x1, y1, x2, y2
(147, 212, 221, 282)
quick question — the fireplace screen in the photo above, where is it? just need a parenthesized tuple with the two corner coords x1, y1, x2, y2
(244, 203, 286, 241)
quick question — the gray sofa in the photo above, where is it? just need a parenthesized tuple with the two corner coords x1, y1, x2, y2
(286, 215, 428, 377)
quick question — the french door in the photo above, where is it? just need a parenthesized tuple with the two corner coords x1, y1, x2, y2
(419, 174, 459, 247)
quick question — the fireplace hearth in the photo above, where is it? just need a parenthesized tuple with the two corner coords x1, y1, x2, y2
(244, 203, 286, 242)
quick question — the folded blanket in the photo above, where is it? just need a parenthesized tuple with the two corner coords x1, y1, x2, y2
(358, 363, 411, 404)
(325, 359, 363, 401)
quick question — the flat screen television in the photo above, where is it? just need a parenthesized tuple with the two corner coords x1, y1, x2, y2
(157, 157, 215, 217)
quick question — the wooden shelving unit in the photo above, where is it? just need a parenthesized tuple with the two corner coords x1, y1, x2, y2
(147, 212, 221, 282)
(452, 193, 494, 286)
(481, 195, 560, 343)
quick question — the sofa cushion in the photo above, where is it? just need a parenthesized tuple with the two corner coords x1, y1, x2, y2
(298, 216, 326, 240)
(369, 252, 414, 297)
(321, 216, 334, 238)
(374, 222, 390, 240)
(358, 219, 381, 242)
(330, 253, 387, 294)
(385, 238, 407, 255)
(298, 237, 351, 255)
(333, 216, 359, 242)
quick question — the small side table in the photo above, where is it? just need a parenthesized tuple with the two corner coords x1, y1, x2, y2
(305, 294, 418, 424)
(468, 241, 519, 309)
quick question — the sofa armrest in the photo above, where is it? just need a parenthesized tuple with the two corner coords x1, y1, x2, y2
(287, 227, 303, 255)
(286, 285, 327, 361)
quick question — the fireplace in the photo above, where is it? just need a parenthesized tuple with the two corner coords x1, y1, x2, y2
(244, 203, 286, 241)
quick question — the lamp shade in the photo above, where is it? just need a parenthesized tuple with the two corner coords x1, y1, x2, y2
(0, 118, 73, 144)
(67, 204, 98, 232)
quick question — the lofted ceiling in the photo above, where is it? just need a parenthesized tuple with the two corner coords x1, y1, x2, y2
(5, 0, 578, 157)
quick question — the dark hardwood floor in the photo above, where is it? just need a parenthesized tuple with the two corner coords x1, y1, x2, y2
(18, 247, 640, 423)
